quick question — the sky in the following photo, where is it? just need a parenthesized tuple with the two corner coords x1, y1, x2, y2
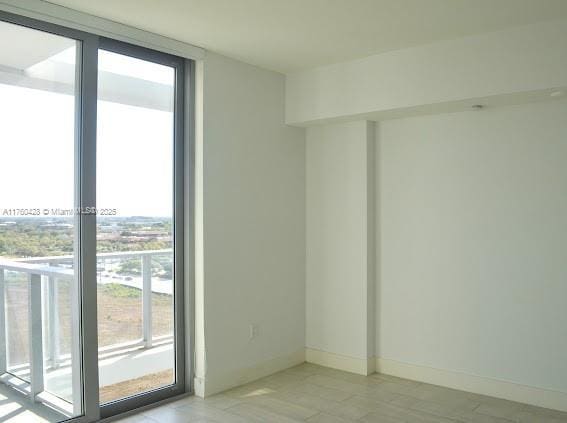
(0, 48, 175, 218)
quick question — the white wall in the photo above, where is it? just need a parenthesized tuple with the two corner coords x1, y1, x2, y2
(195, 52, 306, 395)
(305, 121, 375, 374)
(286, 20, 567, 125)
(291, 14, 567, 410)
(193, 19, 567, 410)
(377, 98, 567, 394)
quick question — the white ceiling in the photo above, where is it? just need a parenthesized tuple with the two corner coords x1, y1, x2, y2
(45, 0, 567, 73)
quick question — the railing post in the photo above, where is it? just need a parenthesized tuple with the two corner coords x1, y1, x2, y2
(48, 276, 60, 369)
(0, 269, 6, 375)
(142, 255, 152, 348)
(69, 275, 82, 416)
(28, 273, 44, 401)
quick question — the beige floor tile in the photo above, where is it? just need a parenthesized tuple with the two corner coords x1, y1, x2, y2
(164, 404, 246, 423)
(341, 394, 389, 412)
(324, 401, 372, 420)
(514, 411, 567, 423)
(342, 395, 406, 414)
(371, 373, 422, 386)
(274, 390, 340, 410)
(258, 371, 311, 388)
(473, 399, 525, 420)
(101, 365, 567, 423)
(305, 374, 390, 398)
(293, 363, 329, 373)
(409, 398, 478, 420)
(309, 368, 384, 387)
(410, 384, 481, 410)
(358, 410, 407, 423)
(199, 394, 244, 410)
(354, 387, 406, 403)
(517, 404, 567, 422)
(142, 406, 199, 422)
(283, 381, 354, 401)
(405, 411, 461, 423)
(223, 381, 281, 399)
(175, 403, 250, 423)
(304, 374, 370, 394)
(306, 412, 356, 423)
(282, 364, 321, 377)
(455, 411, 516, 423)
(388, 394, 421, 408)
(244, 396, 319, 420)
(372, 381, 422, 396)
(116, 414, 159, 423)
(166, 396, 203, 409)
(226, 402, 304, 422)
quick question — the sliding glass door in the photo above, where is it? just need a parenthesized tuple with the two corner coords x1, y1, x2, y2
(0, 10, 188, 422)
(95, 41, 185, 415)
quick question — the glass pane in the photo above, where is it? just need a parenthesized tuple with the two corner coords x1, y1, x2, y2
(96, 49, 175, 403)
(0, 20, 82, 421)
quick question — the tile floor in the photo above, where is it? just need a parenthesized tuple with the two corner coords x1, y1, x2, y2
(116, 363, 567, 423)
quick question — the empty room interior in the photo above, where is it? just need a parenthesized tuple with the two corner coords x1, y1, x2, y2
(0, 0, 566, 422)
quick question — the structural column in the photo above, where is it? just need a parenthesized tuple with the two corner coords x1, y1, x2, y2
(305, 120, 376, 375)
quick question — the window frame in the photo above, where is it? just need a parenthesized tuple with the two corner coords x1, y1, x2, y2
(0, 10, 192, 422)
(97, 37, 187, 418)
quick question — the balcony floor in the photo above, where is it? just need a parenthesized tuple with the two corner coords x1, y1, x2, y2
(0, 384, 63, 423)
(0, 342, 173, 422)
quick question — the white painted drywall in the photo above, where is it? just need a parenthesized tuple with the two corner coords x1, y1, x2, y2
(286, 20, 567, 125)
(377, 98, 567, 393)
(306, 121, 374, 362)
(195, 52, 306, 394)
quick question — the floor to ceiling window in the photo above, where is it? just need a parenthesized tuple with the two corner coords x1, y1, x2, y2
(0, 11, 189, 422)
(95, 43, 184, 413)
(0, 19, 83, 421)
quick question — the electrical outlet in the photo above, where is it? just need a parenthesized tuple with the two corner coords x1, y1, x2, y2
(249, 324, 259, 340)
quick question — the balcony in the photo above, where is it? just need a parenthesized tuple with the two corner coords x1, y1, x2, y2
(0, 249, 174, 421)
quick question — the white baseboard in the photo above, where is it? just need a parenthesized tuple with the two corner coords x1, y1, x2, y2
(376, 358, 567, 413)
(194, 349, 305, 398)
(305, 348, 375, 376)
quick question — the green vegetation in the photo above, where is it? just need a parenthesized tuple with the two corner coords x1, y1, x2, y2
(117, 258, 141, 275)
(97, 239, 170, 253)
(117, 256, 172, 279)
(0, 217, 172, 259)
(0, 221, 73, 257)
(100, 283, 141, 298)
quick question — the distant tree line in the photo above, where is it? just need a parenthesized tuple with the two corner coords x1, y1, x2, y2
(0, 218, 172, 259)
